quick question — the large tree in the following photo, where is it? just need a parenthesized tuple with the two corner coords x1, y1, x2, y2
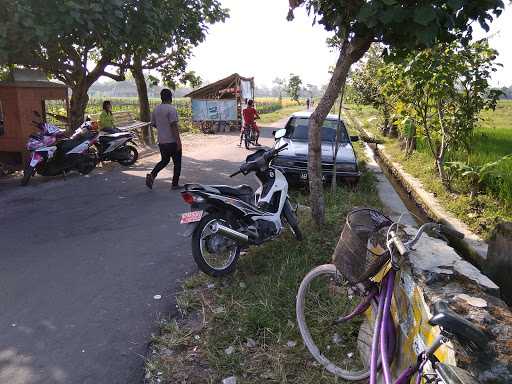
(288, 0, 504, 225)
(120, 0, 227, 140)
(0, 0, 227, 130)
(287, 73, 303, 104)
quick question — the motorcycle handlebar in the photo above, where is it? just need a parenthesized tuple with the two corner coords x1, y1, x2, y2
(230, 170, 242, 178)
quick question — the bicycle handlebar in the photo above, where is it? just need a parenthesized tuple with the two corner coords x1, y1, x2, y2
(389, 230, 408, 257)
(438, 224, 465, 240)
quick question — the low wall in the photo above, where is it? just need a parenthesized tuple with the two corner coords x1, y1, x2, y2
(345, 117, 512, 382)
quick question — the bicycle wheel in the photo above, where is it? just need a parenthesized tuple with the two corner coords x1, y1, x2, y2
(296, 264, 375, 380)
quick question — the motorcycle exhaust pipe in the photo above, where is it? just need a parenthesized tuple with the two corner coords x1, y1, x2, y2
(210, 222, 250, 244)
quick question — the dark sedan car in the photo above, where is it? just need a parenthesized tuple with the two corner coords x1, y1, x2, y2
(272, 111, 360, 184)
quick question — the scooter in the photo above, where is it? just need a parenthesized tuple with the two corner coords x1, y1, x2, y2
(21, 114, 98, 186)
(72, 118, 138, 166)
(179, 129, 302, 276)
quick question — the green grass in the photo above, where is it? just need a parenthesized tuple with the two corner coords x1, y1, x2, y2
(258, 105, 305, 125)
(145, 137, 382, 383)
(344, 101, 512, 238)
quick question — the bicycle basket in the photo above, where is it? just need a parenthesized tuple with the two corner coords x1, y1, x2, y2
(332, 208, 393, 284)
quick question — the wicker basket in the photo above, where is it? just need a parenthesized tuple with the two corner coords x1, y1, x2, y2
(332, 208, 393, 284)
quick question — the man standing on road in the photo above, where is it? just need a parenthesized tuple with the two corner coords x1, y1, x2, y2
(146, 89, 182, 190)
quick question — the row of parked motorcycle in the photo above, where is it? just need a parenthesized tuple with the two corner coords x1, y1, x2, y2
(21, 111, 139, 186)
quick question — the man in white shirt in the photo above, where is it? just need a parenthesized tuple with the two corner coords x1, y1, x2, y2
(146, 89, 182, 190)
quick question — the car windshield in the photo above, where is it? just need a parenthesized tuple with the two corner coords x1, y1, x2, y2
(287, 117, 348, 142)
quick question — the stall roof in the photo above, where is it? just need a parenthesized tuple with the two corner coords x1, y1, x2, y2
(185, 73, 253, 99)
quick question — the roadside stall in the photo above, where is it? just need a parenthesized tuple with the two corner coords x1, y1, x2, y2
(185, 73, 254, 133)
(0, 70, 69, 171)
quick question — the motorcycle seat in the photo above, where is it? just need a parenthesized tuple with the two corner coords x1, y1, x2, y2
(187, 184, 254, 204)
(429, 301, 488, 350)
(213, 185, 254, 202)
(58, 137, 83, 152)
(100, 133, 132, 142)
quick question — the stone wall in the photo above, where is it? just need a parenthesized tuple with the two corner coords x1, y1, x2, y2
(384, 227, 512, 383)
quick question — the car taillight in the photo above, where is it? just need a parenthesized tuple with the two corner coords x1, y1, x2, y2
(182, 192, 198, 205)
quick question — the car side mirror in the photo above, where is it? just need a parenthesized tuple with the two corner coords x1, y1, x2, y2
(350, 135, 359, 142)
(274, 128, 286, 140)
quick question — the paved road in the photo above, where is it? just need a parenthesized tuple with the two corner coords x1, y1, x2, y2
(0, 123, 280, 383)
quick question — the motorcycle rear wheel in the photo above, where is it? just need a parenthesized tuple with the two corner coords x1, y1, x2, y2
(192, 214, 241, 277)
(118, 145, 138, 166)
(77, 157, 97, 175)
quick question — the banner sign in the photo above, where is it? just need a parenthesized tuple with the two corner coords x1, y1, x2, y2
(191, 99, 237, 121)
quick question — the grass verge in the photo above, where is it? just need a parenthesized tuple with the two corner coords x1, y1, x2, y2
(343, 103, 512, 239)
(144, 135, 381, 383)
(259, 105, 305, 125)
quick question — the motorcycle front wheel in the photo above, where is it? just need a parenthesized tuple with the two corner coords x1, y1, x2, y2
(20, 165, 35, 186)
(191, 214, 241, 277)
(118, 145, 138, 166)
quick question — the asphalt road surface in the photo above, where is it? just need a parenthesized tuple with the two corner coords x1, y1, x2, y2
(0, 124, 279, 384)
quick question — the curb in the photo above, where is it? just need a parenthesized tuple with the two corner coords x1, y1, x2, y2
(348, 113, 488, 268)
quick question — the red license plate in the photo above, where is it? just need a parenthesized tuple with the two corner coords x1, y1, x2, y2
(180, 210, 203, 224)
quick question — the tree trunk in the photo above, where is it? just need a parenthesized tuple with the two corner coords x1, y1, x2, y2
(69, 84, 90, 130)
(331, 84, 345, 193)
(382, 105, 390, 136)
(308, 36, 372, 225)
(132, 57, 151, 144)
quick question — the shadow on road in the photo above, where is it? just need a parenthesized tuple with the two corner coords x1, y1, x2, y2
(0, 150, 257, 384)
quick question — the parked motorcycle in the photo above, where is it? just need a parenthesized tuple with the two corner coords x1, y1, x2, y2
(21, 115, 98, 186)
(179, 129, 302, 276)
(73, 118, 138, 166)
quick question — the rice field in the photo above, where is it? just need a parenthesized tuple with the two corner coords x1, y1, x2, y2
(47, 97, 299, 133)
(344, 100, 512, 237)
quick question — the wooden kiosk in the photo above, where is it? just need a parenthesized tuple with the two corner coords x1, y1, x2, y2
(0, 70, 69, 171)
(185, 73, 254, 133)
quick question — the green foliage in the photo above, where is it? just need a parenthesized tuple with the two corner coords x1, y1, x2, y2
(356, 40, 502, 182)
(287, 74, 303, 104)
(0, 1, 227, 128)
(290, 0, 503, 50)
(446, 154, 512, 198)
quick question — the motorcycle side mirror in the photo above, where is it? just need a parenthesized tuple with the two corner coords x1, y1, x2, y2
(274, 129, 286, 140)
(350, 135, 359, 142)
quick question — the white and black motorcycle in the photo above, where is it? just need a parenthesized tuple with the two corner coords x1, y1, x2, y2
(73, 119, 138, 166)
(179, 129, 302, 276)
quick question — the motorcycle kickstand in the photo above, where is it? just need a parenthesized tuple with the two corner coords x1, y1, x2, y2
(62, 170, 67, 180)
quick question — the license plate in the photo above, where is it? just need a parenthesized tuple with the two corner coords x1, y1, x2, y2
(300, 171, 326, 181)
(180, 210, 203, 224)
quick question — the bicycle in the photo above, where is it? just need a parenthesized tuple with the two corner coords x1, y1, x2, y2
(296, 208, 487, 384)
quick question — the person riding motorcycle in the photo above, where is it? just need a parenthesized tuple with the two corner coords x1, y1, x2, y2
(239, 99, 261, 146)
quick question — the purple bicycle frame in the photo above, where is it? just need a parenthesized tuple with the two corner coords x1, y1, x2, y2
(369, 269, 421, 384)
